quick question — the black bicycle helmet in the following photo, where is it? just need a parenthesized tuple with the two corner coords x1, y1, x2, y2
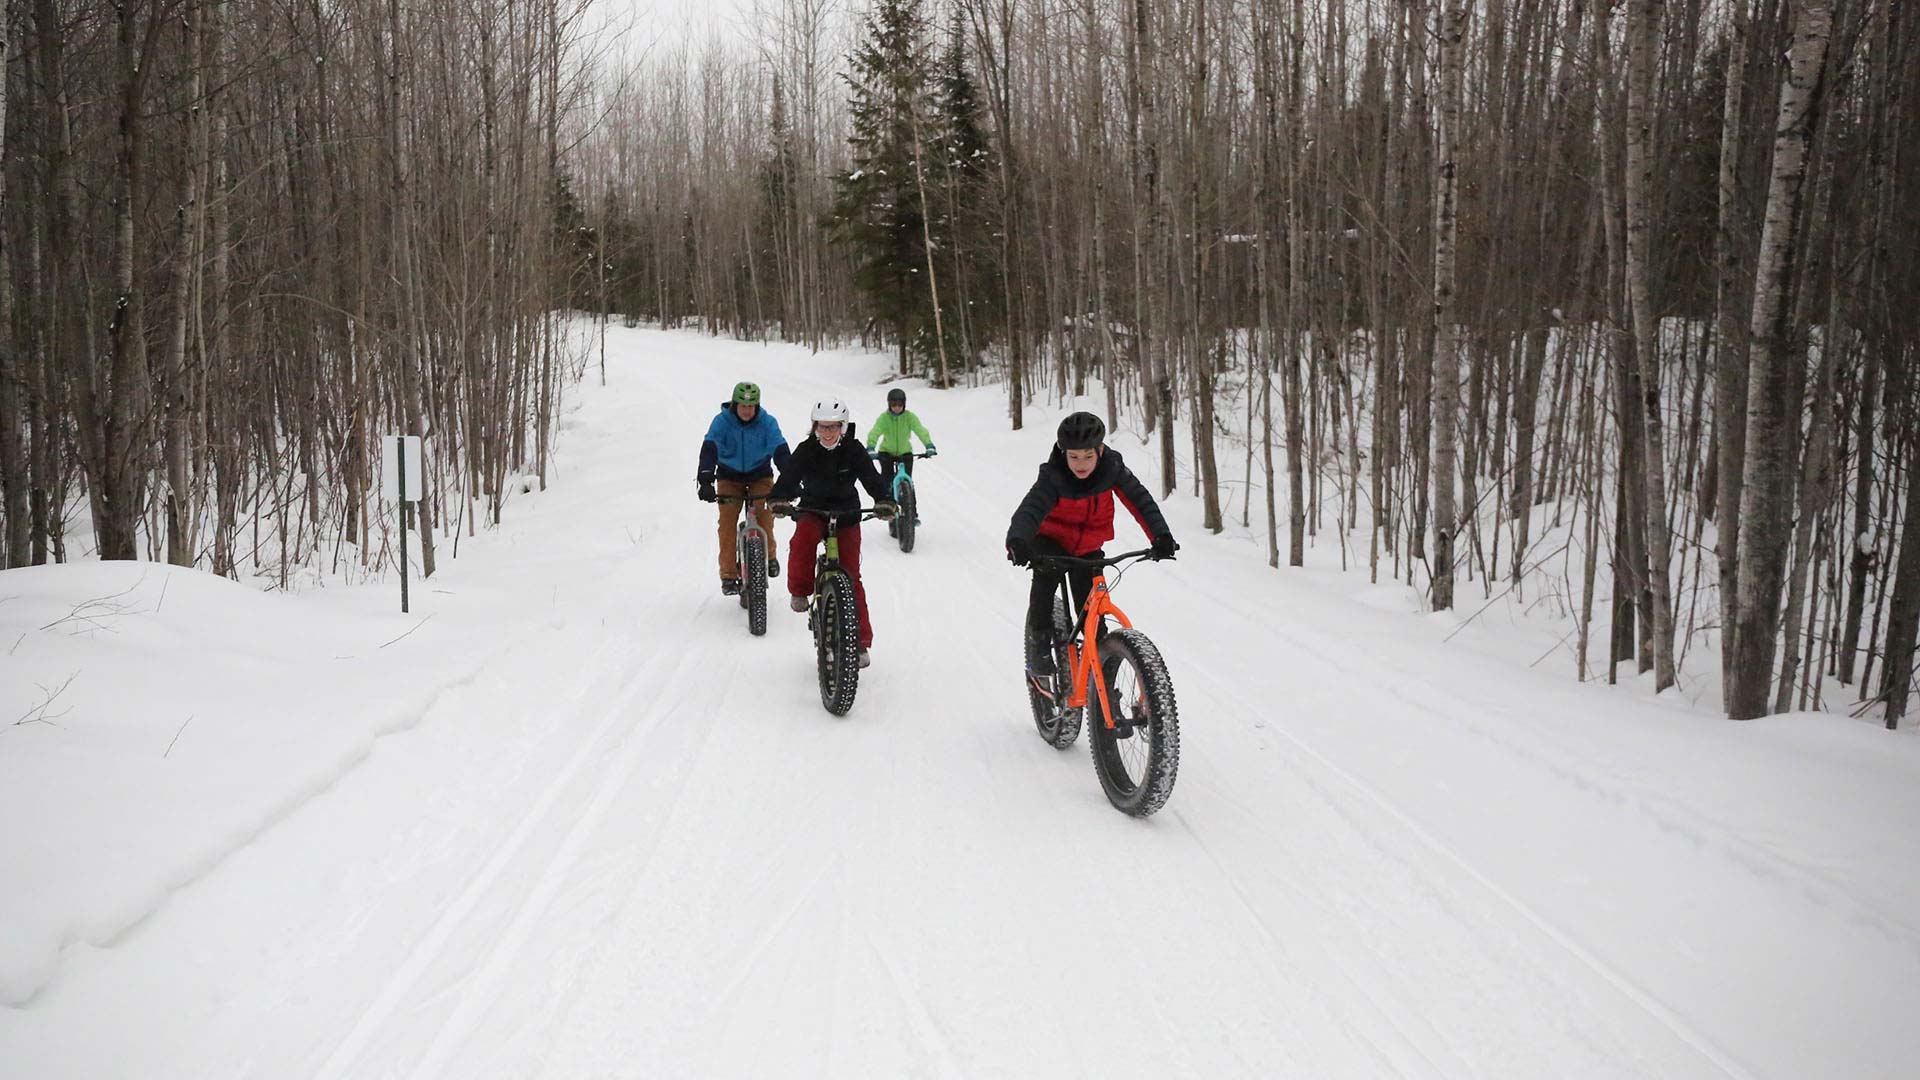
(1056, 411, 1106, 451)
(887, 388, 907, 406)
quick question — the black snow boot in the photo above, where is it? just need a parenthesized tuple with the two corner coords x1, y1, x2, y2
(1025, 632, 1057, 678)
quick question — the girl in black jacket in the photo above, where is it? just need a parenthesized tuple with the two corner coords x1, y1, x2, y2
(771, 399, 898, 667)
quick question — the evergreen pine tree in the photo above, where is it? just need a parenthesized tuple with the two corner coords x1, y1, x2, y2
(552, 171, 602, 311)
(830, 0, 937, 373)
(929, 10, 998, 367)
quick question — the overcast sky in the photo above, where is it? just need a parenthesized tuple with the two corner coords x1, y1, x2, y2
(581, 0, 769, 57)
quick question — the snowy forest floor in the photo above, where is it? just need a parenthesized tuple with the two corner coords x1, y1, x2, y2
(2, 324, 1916, 1078)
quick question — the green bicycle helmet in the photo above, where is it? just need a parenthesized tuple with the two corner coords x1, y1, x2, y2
(731, 381, 761, 406)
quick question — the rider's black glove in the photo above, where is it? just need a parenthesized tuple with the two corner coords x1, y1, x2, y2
(1151, 533, 1180, 561)
(698, 479, 717, 503)
(1006, 536, 1033, 567)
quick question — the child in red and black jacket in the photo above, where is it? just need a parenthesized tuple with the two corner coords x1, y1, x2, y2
(1005, 412, 1178, 676)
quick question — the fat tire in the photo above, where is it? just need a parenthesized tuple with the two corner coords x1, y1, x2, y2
(897, 482, 917, 554)
(743, 532, 768, 636)
(1087, 628, 1180, 817)
(817, 572, 861, 716)
(1027, 595, 1082, 749)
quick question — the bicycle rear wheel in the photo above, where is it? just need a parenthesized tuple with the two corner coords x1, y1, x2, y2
(1087, 628, 1180, 817)
(1026, 595, 1082, 749)
(816, 572, 861, 716)
(743, 531, 768, 636)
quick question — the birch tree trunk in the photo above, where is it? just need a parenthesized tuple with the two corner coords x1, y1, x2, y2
(1625, 0, 1677, 690)
(1712, 0, 1751, 676)
(1429, 0, 1465, 610)
(1281, 0, 1306, 565)
(1727, 0, 1834, 720)
(387, 0, 437, 578)
(163, 0, 211, 568)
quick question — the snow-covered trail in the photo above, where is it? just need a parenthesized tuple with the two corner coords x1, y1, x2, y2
(5, 327, 1914, 1079)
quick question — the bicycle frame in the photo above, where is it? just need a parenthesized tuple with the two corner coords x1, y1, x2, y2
(1041, 549, 1152, 731)
(871, 451, 930, 504)
(719, 493, 774, 570)
(1061, 577, 1133, 730)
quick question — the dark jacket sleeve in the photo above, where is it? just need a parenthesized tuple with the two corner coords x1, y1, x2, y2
(1006, 468, 1061, 546)
(1113, 464, 1172, 541)
(697, 412, 725, 480)
(854, 442, 888, 502)
(771, 442, 810, 500)
(773, 441, 793, 473)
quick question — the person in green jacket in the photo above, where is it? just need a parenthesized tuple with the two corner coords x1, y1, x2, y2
(866, 388, 936, 526)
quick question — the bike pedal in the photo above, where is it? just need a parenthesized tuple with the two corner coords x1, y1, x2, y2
(1027, 673, 1057, 702)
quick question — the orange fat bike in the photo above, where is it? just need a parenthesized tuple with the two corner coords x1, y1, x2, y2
(1025, 550, 1180, 817)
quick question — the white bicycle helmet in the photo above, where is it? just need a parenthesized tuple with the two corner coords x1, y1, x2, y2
(811, 399, 850, 423)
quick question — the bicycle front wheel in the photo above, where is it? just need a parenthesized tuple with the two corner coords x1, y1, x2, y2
(1087, 628, 1180, 817)
(896, 481, 916, 553)
(743, 531, 768, 636)
(817, 572, 861, 716)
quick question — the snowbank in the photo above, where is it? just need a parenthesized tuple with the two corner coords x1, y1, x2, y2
(0, 563, 473, 1005)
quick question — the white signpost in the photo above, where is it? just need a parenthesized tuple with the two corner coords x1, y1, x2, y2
(382, 435, 423, 612)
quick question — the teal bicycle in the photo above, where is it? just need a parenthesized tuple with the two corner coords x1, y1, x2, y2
(873, 450, 934, 554)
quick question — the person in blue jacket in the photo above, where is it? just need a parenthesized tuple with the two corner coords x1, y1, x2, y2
(698, 381, 793, 596)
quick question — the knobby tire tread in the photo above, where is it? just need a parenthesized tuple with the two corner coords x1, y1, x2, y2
(818, 572, 861, 716)
(1027, 595, 1083, 749)
(744, 532, 768, 636)
(1088, 628, 1180, 817)
(897, 481, 916, 554)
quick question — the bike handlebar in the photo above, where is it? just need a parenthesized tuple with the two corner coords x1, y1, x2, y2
(1027, 548, 1158, 570)
(868, 450, 936, 459)
(715, 492, 773, 505)
(771, 503, 895, 521)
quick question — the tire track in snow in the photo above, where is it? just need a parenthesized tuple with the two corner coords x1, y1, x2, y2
(1183, 559, 1911, 944)
(1165, 571, 1759, 1080)
(505, 638, 761, 1080)
(311, 635, 667, 1080)
(864, 927, 966, 1080)
(1165, 807, 1442, 1078)
(404, 655, 708, 1080)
